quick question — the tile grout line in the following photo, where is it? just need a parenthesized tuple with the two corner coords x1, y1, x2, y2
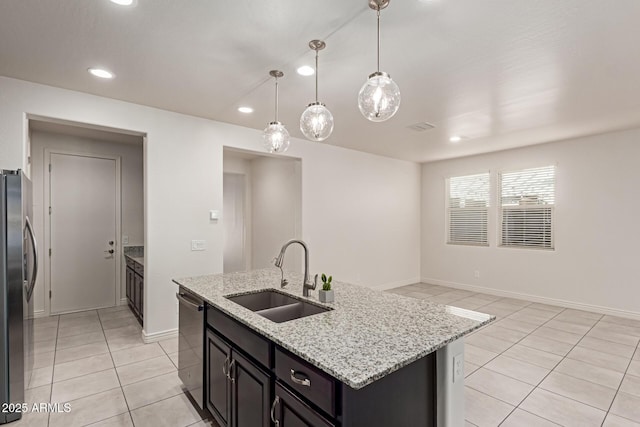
(497, 309, 607, 425)
(427, 285, 611, 425)
(478, 307, 575, 424)
(399, 283, 637, 425)
(46, 315, 60, 427)
(599, 338, 640, 427)
(98, 305, 135, 427)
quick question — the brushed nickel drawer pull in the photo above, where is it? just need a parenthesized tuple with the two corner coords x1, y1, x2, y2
(290, 369, 311, 387)
(270, 396, 280, 427)
(222, 355, 230, 378)
(228, 359, 236, 383)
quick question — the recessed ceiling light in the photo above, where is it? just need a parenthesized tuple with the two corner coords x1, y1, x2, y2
(110, 0, 135, 5)
(88, 68, 115, 79)
(238, 107, 253, 114)
(449, 135, 462, 143)
(296, 66, 315, 76)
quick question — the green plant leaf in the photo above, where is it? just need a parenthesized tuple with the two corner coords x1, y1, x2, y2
(321, 273, 327, 283)
(328, 276, 332, 283)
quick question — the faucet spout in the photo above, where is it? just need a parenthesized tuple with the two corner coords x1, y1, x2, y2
(274, 239, 316, 297)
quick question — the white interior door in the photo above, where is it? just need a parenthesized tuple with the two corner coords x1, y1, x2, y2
(223, 173, 246, 273)
(49, 153, 117, 314)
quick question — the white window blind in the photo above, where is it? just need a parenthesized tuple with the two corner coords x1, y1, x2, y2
(499, 165, 555, 249)
(447, 173, 490, 246)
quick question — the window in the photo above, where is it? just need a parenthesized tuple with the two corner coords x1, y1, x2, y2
(499, 165, 555, 249)
(446, 173, 490, 246)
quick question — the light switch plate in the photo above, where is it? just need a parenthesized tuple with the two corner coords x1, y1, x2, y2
(123, 235, 129, 245)
(191, 240, 206, 251)
(209, 210, 220, 220)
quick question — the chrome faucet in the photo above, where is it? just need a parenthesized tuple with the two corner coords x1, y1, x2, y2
(274, 239, 317, 297)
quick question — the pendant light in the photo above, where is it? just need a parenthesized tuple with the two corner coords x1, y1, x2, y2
(263, 70, 290, 153)
(300, 40, 334, 142)
(358, 0, 401, 122)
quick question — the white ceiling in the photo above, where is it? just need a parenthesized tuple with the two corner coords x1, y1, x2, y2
(2, 0, 640, 162)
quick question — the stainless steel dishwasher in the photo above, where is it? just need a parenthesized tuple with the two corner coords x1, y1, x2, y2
(176, 287, 204, 410)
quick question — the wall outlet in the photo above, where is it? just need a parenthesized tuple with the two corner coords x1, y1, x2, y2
(191, 240, 206, 251)
(123, 235, 129, 245)
(474, 270, 480, 278)
(453, 353, 464, 382)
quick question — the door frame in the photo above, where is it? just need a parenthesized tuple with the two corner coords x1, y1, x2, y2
(43, 148, 122, 316)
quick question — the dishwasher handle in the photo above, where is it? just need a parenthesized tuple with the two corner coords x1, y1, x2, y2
(176, 292, 204, 311)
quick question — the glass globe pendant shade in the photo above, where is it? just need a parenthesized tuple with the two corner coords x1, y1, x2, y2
(262, 122, 290, 153)
(358, 71, 401, 122)
(300, 103, 334, 142)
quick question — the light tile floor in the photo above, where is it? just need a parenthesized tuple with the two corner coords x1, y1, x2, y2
(388, 283, 640, 426)
(19, 284, 640, 426)
(17, 304, 215, 427)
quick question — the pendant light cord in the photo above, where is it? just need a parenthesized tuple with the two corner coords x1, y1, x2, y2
(275, 76, 279, 122)
(376, 9, 381, 72)
(315, 49, 319, 103)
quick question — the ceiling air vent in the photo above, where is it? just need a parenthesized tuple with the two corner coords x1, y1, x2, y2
(407, 122, 435, 132)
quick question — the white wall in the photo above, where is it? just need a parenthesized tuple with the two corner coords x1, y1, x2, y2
(251, 156, 302, 273)
(30, 130, 143, 314)
(0, 76, 421, 338)
(421, 128, 640, 317)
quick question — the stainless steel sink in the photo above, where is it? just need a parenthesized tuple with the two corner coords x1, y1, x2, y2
(225, 289, 331, 323)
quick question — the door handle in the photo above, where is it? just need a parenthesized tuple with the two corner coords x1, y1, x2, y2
(24, 216, 38, 302)
(104, 249, 115, 254)
(108, 241, 114, 246)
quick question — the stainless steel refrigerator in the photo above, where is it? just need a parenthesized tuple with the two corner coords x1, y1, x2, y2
(1, 170, 37, 424)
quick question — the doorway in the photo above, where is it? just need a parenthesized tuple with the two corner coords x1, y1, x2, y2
(223, 148, 302, 274)
(47, 151, 120, 314)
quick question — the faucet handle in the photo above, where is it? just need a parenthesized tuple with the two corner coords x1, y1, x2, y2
(281, 278, 289, 288)
(311, 274, 318, 290)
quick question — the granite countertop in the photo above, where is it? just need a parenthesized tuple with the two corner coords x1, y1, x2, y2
(124, 246, 144, 267)
(173, 269, 494, 390)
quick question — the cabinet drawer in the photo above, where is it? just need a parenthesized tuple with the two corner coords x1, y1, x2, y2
(207, 306, 271, 368)
(275, 348, 336, 418)
(134, 262, 144, 276)
(126, 258, 135, 269)
(274, 381, 334, 427)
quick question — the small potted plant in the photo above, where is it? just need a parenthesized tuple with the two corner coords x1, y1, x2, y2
(319, 273, 334, 303)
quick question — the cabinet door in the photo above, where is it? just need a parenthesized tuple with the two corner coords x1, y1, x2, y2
(207, 331, 231, 427)
(133, 274, 142, 315)
(137, 274, 144, 319)
(273, 382, 334, 427)
(230, 350, 271, 427)
(125, 267, 134, 303)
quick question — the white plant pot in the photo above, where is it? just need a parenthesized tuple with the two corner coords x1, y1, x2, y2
(319, 289, 334, 303)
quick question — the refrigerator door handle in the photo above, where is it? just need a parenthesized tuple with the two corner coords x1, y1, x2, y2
(24, 215, 38, 302)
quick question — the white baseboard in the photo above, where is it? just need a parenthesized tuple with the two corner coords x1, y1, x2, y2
(33, 310, 48, 319)
(119, 298, 128, 306)
(142, 328, 178, 344)
(419, 277, 640, 321)
(370, 277, 421, 291)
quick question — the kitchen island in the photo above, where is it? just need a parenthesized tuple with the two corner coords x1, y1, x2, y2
(174, 269, 494, 427)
